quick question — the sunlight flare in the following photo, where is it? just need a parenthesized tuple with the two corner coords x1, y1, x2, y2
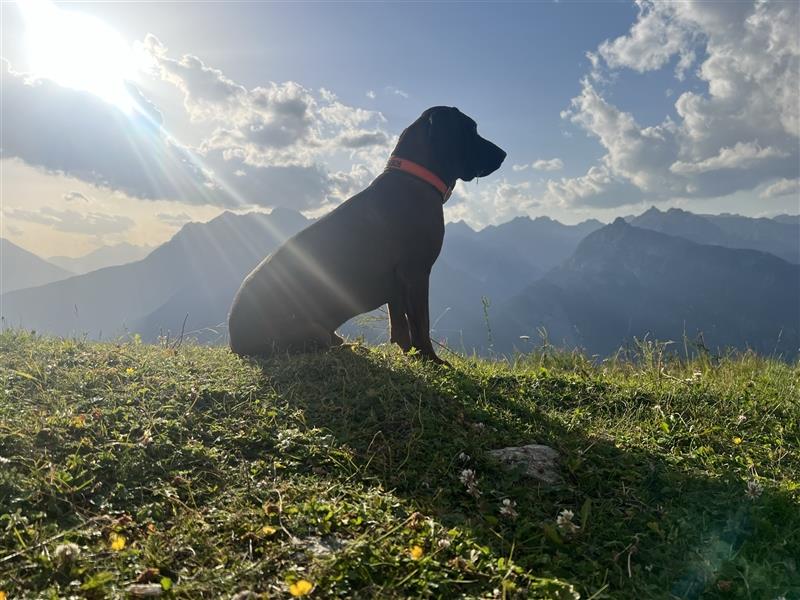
(18, 0, 144, 112)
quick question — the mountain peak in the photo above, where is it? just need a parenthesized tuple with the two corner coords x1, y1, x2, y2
(611, 216, 629, 227)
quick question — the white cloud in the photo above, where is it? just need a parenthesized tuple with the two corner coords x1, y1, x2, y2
(63, 191, 90, 203)
(670, 142, 788, 175)
(532, 158, 564, 172)
(557, 0, 799, 208)
(385, 86, 409, 99)
(512, 164, 529, 172)
(0, 59, 217, 204)
(3, 34, 396, 214)
(598, 1, 697, 75)
(156, 212, 193, 227)
(5, 206, 134, 236)
(760, 178, 800, 200)
(144, 34, 392, 204)
(543, 165, 644, 208)
(366, 90, 376, 99)
(445, 180, 540, 228)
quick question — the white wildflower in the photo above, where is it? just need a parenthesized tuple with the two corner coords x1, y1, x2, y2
(437, 538, 452, 550)
(736, 414, 747, 425)
(499, 498, 518, 520)
(53, 542, 81, 566)
(556, 509, 580, 536)
(459, 468, 481, 498)
(457, 452, 470, 463)
(746, 480, 763, 500)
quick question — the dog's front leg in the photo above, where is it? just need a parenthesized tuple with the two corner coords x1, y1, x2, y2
(388, 286, 412, 352)
(401, 267, 447, 365)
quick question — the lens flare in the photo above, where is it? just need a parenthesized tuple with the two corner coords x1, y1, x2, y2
(18, 0, 142, 112)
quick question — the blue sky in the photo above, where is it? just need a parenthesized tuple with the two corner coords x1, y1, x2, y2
(1, 1, 798, 257)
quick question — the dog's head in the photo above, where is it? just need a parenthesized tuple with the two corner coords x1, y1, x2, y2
(394, 106, 507, 185)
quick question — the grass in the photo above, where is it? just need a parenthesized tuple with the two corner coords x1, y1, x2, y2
(0, 331, 798, 599)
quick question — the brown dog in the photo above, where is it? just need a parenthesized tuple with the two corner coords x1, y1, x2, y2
(228, 106, 506, 363)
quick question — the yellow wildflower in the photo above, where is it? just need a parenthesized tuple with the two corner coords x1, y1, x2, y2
(409, 545, 424, 560)
(261, 525, 277, 536)
(733, 437, 743, 445)
(109, 532, 126, 551)
(288, 579, 313, 597)
(125, 367, 136, 375)
(0, 591, 7, 600)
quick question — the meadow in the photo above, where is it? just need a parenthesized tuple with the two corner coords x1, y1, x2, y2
(1, 331, 797, 598)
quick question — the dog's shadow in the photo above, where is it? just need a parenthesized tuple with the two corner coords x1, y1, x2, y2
(255, 344, 797, 599)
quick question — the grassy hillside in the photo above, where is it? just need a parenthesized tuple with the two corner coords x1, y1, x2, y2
(1, 332, 798, 598)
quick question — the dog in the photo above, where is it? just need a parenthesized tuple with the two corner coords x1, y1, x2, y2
(228, 106, 506, 363)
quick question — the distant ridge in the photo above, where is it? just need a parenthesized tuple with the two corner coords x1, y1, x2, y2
(631, 206, 800, 263)
(0, 238, 73, 294)
(477, 219, 800, 357)
(2, 208, 797, 358)
(49, 242, 154, 274)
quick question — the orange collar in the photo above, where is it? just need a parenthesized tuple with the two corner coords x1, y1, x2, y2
(384, 156, 453, 203)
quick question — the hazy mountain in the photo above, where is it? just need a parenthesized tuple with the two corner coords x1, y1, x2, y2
(772, 214, 800, 225)
(631, 207, 800, 263)
(0, 238, 73, 294)
(0, 209, 309, 339)
(473, 220, 800, 358)
(0, 209, 603, 345)
(440, 216, 603, 298)
(49, 242, 154, 274)
(4, 208, 797, 359)
(346, 216, 604, 343)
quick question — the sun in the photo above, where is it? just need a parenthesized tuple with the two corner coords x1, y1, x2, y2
(18, 0, 143, 113)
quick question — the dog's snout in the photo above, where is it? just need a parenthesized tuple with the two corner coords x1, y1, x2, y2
(475, 138, 506, 177)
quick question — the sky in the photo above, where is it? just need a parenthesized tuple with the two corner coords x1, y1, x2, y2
(1, 0, 798, 258)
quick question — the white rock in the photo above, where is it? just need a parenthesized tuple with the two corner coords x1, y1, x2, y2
(487, 444, 562, 484)
(126, 583, 163, 597)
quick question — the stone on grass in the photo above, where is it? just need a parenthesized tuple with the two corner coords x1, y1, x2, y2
(126, 583, 163, 597)
(487, 444, 562, 484)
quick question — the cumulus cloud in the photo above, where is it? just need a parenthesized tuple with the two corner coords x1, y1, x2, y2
(3, 34, 396, 213)
(445, 180, 540, 227)
(532, 158, 564, 171)
(0, 59, 217, 204)
(543, 165, 644, 208)
(556, 0, 799, 208)
(137, 35, 395, 210)
(145, 35, 390, 170)
(5, 206, 134, 236)
(670, 142, 788, 175)
(760, 178, 800, 200)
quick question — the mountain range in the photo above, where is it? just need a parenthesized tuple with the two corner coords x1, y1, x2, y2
(629, 207, 800, 263)
(469, 218, 799, 357)
(49, 242, 154, 275)
(1, 207, 798, 358)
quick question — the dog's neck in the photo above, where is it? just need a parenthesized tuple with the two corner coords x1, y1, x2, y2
(390, 130, 459, 191)
(384, 156, 453, 203)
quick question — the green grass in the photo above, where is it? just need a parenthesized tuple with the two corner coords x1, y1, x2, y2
(0, 331, 798, 599)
